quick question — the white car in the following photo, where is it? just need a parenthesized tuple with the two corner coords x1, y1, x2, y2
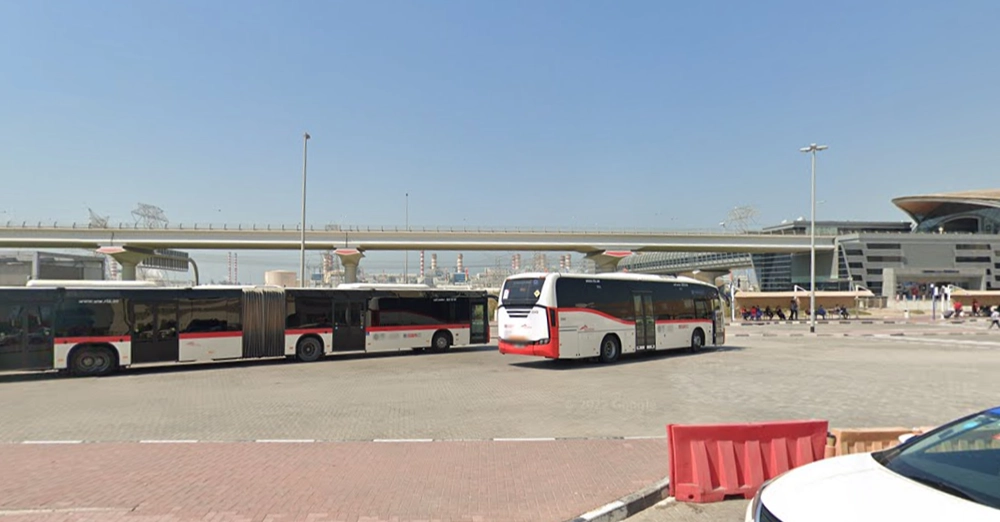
(747, 407, 1000, 521)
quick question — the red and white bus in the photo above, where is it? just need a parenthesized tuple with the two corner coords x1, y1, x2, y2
(0, 283, 490, 376)
(497, 273, 724, 362)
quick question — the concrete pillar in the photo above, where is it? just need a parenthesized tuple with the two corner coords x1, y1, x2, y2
(334, 248, 365, 284)
(96, 246, 150, 281)
(586, 250, 633, 273)
(120, 261, 138, 281)
(882, 267, 897, 298)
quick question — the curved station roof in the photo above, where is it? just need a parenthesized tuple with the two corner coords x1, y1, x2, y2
(892, 189, 1000, 233)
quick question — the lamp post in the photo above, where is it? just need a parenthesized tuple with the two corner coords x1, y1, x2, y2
(799, 143, 827, 333)
(404, 192, 409, 284)
(300, 132, 310, 287)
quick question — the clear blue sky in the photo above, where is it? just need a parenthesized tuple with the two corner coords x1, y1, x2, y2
(2, 1, 999, 280)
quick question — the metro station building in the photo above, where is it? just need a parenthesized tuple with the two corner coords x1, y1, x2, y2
(622, 189, 1000, 297)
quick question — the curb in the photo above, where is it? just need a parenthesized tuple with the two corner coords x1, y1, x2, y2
(729, 318, 987, 327)
(564, 476, 670, 522)
(729, 331, 996, 338)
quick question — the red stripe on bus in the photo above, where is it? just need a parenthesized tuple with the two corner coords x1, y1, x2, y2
(368, 324, 471, 332)
(556, 308, 634, 325)
(179, 331, 243, 339)
(285, 328, 333, 335)
(556, 309, 714, 326)
(55, 336, 129, 345)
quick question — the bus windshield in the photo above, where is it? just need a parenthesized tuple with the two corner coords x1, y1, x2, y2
(501, 277, 545, 306)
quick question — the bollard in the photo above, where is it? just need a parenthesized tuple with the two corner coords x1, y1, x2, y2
(904, 309, 910, 320)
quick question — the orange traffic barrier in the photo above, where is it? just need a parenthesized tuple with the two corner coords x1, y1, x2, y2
(667, 420, 828, 503)
(826, 427, 912, 457)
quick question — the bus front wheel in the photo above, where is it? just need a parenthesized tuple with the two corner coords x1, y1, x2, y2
(598, 335, 620, 363)
(431, 331, 452, 352)
(70, 345, 117, 377)
(295, 336, 324, 362)
(690, 329, 705, 353)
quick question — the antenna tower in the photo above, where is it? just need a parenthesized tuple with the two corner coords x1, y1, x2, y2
(726, 205, 759, 233)
(88, 208, 109, 228)
(131, 203, 169, 229)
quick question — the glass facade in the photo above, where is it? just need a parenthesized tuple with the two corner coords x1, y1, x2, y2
(911, 203, 1000, 234)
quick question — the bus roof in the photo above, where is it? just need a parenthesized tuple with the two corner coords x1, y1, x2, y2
(504, 272, 717, 287)
(26, 279, 164, 288)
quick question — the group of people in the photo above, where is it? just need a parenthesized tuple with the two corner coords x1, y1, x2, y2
(740, 301, 850, 321)
(949, 300, 1000, 329)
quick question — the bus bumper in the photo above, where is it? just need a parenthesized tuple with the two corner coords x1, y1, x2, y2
(498, 339, 559, 359)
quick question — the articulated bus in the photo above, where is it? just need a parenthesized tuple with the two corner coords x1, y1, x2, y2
(497, 273, 724, 363)
(0, 283, 491, 377)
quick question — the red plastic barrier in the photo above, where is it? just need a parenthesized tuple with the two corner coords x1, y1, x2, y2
(667, 420, 828, 503)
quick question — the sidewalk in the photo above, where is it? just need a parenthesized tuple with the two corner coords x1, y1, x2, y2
(624, 498, 747, 522)
(0, 439, 668, 522)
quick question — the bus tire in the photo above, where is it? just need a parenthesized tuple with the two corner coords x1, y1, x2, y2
(690, 329, 706, 353)
(598, 335, 620, 363)
(69, 344, 118, 377)
(295, 336, 324, 362)
(431, 331, 452, 352)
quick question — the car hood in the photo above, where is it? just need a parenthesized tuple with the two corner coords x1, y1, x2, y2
(761, 453, 1000, 522)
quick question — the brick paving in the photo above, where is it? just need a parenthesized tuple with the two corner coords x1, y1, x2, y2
(3, 326, 999, 522)
(0, 439, 667, 522)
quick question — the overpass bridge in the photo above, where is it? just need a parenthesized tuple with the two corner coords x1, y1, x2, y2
(0, 222, 838, 282)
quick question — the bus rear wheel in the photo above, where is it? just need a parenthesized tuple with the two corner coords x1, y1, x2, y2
(598, 335, 620, 363)
(70, 345, 117, 377)
(295, 336, 324, 362)
(431, 331, 452, 352)
(690, 329, 705, 353)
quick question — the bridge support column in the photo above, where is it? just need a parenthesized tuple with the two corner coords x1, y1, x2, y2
(334, 248, 364, 284)
(586, 250, 633, 273)
(119, 261, 138, 281)
(96, 247, 151, 281)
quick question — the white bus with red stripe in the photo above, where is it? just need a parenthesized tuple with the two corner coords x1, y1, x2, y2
(0, 284, 490, 377)
(497, 273, 724, 363)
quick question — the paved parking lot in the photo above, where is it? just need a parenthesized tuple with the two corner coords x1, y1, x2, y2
(1, 324, 998, 521)
(1, 325, 998, 443)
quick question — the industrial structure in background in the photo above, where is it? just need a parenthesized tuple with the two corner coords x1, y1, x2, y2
(263, 249, 595, 289)
(0, 250, 106, 285)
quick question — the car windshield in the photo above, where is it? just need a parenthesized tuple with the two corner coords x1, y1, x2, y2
(875, 409, 1000, 509)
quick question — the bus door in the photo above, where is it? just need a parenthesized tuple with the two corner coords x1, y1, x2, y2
(632, 292, 655, 350)
(332, 300, 365, 351)
(0, 301, 55, 371)
(130, 301, 179, 364)
(469, 298, 489, 344)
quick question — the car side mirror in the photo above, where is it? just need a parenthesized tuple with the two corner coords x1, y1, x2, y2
(898, 433, 915, 444)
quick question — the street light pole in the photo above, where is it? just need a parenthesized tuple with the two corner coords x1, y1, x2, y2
(300, 132, 310, 287)
(404, 192, 409, 284)
(799, 143, 828, 333)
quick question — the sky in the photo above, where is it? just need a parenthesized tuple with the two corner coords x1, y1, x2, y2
(2, 1, 1000, 281)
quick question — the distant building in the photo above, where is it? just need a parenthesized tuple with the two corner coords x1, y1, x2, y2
(0, 250, 106, 286)
(622, 189, 1000, 297)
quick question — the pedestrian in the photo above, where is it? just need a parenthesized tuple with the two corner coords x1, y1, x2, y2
(789, 297, 799, 321)
(990, 307, 1000, 330)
